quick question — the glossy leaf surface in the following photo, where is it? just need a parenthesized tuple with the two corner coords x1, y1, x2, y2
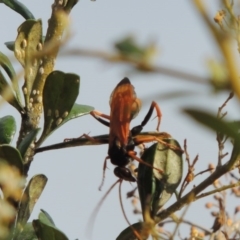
(116, 222, 143, 240)
(0, 145, 23, 173)
(17, 174, 47, 229)
(61, 103, 94, 125)
(0, 115, 16, 144)
(33, 210, 68, 240)
(39, 209, 55, 226)
(14, 19, 42, 103)
(5, 36, 45, 52)
(40, 71, 80, 142)
(18, 128, 40, 157)
(138, 140, 183, 216)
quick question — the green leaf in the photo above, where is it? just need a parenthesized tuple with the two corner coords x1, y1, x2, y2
(138, 140, 183, 217)
(5, 37, 45, 52)
(0, 145, 23, 173)
(18, 128, 40, 158)
(115, 36, 145, 58)
(0, 51, 22, 106)
(61, 103, 94, 125)
(116, 222, 143, 240)
(15, 222, 37, 240)
(114, 36, 156, 65)
(0, 70, 23, 112)
(207, 59, 230, 91)
(0, 52, 22, 106)
(39, 210, 55, 227)
(184, 109, 240, 145)
(14, 19, 43, 104)
(33, 220, 69, 240)
(5, 41, 15, 51)
(17, 174, 47, 229)
(63, 0, 79, 12)
(1, 0, 35, 19)
(39, 71, 80, 143)
(0, 51, 16, 80)
(0, 116, 16, 144)
(33, 210, 68, 240)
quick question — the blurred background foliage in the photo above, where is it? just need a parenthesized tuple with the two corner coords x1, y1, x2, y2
(0, 0, 240, 239)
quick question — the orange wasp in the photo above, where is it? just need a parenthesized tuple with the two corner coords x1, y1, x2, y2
(91, 77, 166, 186)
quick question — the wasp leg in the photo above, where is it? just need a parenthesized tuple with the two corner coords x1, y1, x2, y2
(134, 135, 183, 153)
(64, 131, 112, 190)
(99, 156, 110, 191)
(131, 101, 162, 136)
(64, 132, 109, 190)
(127, 151, 164, 174)
(141, 101, 162, 131)
(64, 133, 108, 145)
(91, 110, 110, 127)
(64, 133, 96, 142)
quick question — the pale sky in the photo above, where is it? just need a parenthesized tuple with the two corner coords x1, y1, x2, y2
(0, 1, 239, 239)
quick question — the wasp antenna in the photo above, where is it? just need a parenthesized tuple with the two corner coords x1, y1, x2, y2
(98, 177, 105, 191)
(64, 133, 90, 142)
(118, 180, 143, 240)
(86, 179, 121, 239)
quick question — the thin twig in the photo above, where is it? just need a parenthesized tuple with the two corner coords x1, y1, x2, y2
(216, 92, 234, 166)
(195, 168, 213, 178)
(118, 181, 142, 240)
(196, 181, 240, 200)
(179, 140, 200, 197)
(35, 131, 172, 154)
(170, 204, 190, 240)
(217, 92, 234, 118)
(61, 49, 210, 85)
(161, 218, 211, 235)
(155, 142, 240, 223)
